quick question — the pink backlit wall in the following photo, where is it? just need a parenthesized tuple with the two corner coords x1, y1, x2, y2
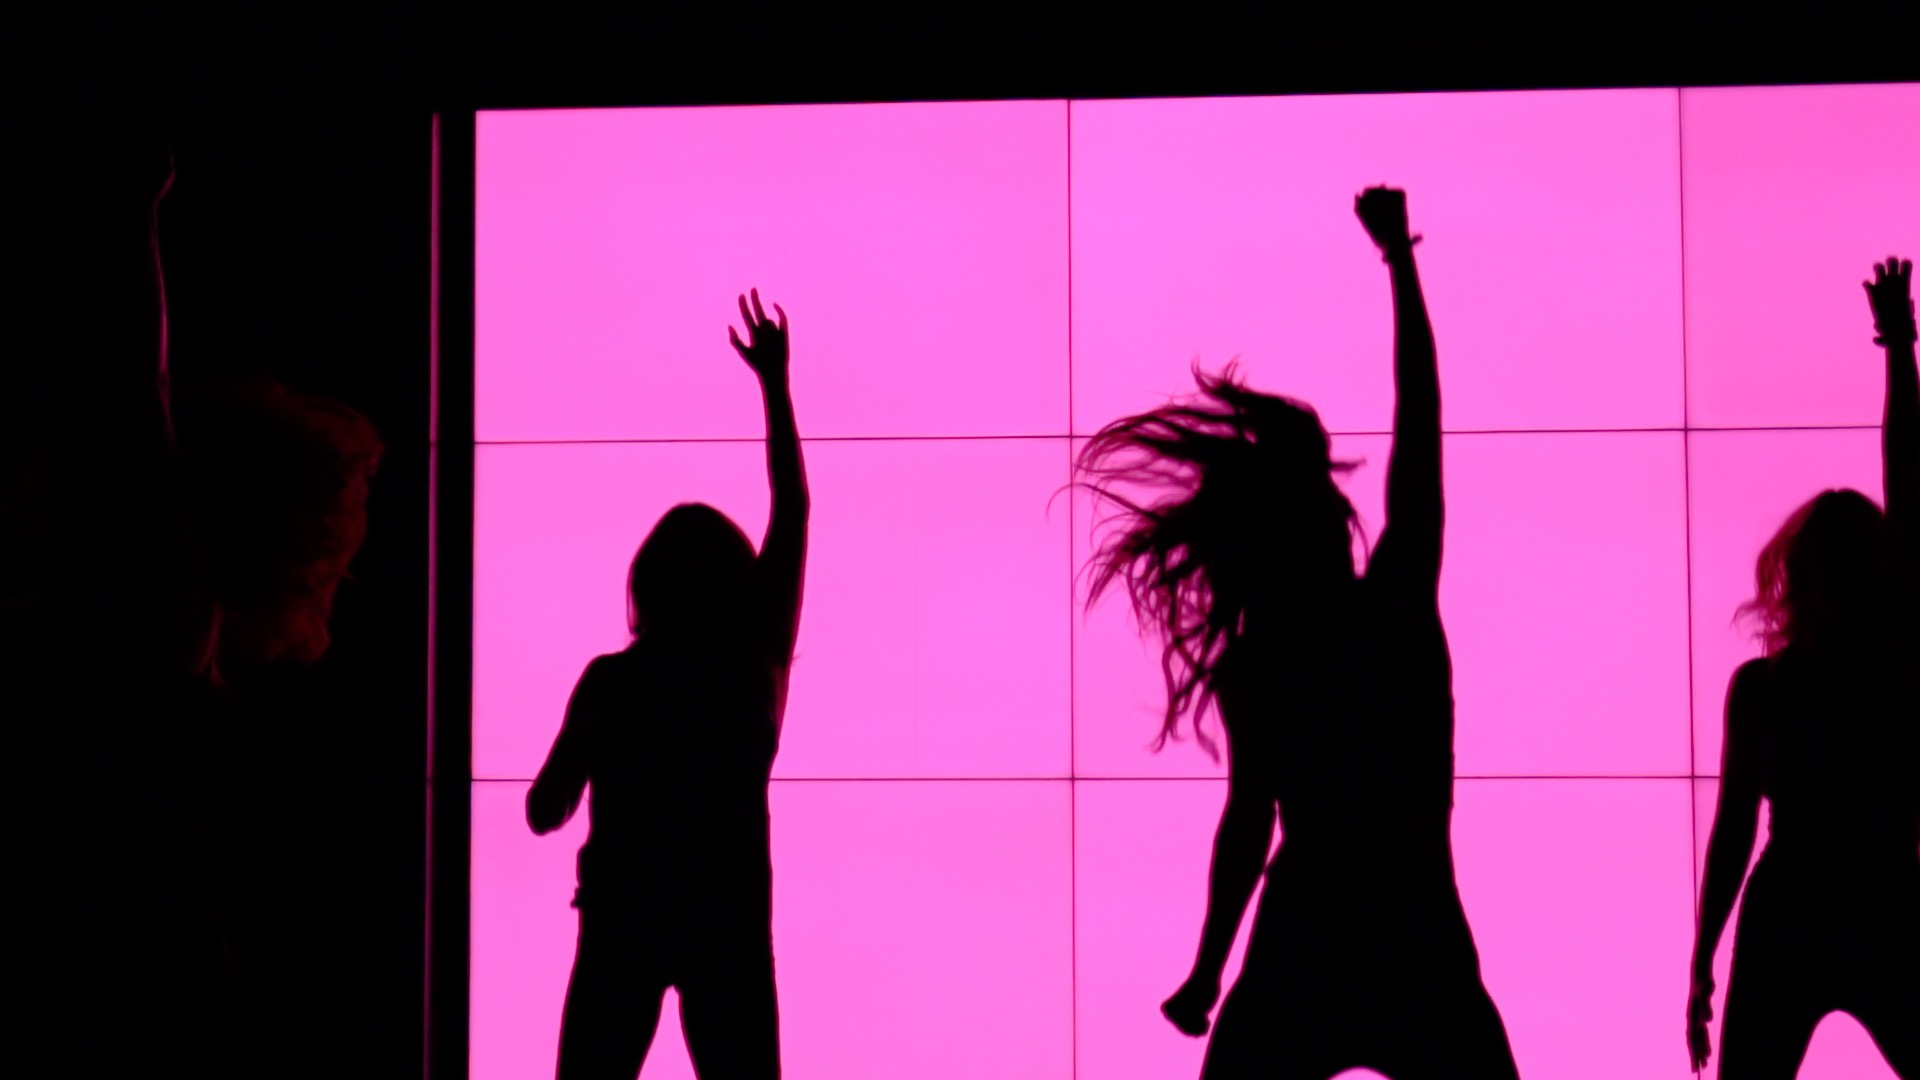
(470, 86, 1918, 1079)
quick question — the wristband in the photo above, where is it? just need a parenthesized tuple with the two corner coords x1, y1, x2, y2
(1380, 235, 1423, 262)
(1875, 307, 1918, 347)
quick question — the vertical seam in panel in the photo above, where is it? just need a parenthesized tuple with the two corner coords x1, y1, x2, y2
(1677, 88, 1706, 965)
(425, 110, 440, 1080)
(1064, 98, 1079, 1080)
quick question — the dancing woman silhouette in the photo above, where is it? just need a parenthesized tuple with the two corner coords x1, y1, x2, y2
(1687, 258, 1919, 1080)
(1077, 188, 1519, 1080)
(529, 290, 808, 1080)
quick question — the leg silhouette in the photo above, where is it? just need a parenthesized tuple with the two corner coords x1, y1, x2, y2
(555, 910, 669, 1080)
(680, 937, 781, 1079)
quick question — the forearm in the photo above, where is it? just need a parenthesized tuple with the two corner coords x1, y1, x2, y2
(527, 773, 584, 834)
(1691, 819, 1756, 975)
(82, 191, 170, 394)
(1386, 248, 1439, 435)
(761, 374, 809, 514)
(1191, 808, 1273, 978)
(1885, 339, 1917, 525)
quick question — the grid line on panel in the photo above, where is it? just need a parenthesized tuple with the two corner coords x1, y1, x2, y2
(1065, 98, 1079, 1080)
(1677, 87, 1706, 943)
(475, 433, 1083, 446)
(474, 423, 1885, 448)
(471, 773, 1705, 784)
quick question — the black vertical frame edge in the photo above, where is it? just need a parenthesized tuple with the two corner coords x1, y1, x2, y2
(428, 104, 476, 1080)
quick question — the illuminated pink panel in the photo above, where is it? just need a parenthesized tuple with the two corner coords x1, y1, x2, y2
(1685, 430, 1881, 773)
(1690, 781, 1901, 1080)
(1796, 1018, 1906, 1080)
(1072, 434, 1387, 778)
(474, 442, 769, 780)
(1070, 90, 1683, 436)
(1443, 433, 1691, 776)
(473, 780, 1071, 1079)
(471, 782, 700, 1080)
(1074, 432, 1689, 777)
(772, 439, 1070, 779)
(1074, 780, 1259, 1079)
(475, 103, 1068, 442)
(475, 440, 1071, 780)
(770, 780, 1072, 1078)
(1681, 84, 1920, 429)
(1454, 779, 1694, 1080)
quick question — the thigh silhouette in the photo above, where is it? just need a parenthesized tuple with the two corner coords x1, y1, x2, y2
(1377, 983, 1521, 1080)
(1845, 933, 1920, 1079)
(555, 915, 671, 1080)
(679, 939, 780, 1080)
(1199, 977, 1366, 1080)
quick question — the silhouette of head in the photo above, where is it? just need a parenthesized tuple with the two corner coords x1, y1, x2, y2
(174, 376, 383, 671)
(627, 503, 756, 642)
(1741, 488, 1888, 654)
(1076, 363, 1362, 757)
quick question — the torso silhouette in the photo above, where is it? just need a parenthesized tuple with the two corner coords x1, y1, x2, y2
(1222, 578, 1454, 847)
(1747, 639, 1920, 877)
(1216, 573, 1473, 983)
(572, 636, 779, 925)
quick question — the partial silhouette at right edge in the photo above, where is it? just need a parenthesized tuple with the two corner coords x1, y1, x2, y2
(1687, 257, 1920, 1080)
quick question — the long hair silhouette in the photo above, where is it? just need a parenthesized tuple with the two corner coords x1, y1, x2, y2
(1689, 257, 1919, 1079)
(529, 290, 808, 1080)
(625, 502, 757, 641)
(1078, 188, 1519, 1080)
(1080, 365, 1365, 760)
(174, 374, 383, 672)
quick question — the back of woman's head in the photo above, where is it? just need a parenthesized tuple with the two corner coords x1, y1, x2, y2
(174, 375, 383, 669)
(1740, 488, 1889, 655)
(1075, 363, 1363, 758)
(628, 503, 756, 642)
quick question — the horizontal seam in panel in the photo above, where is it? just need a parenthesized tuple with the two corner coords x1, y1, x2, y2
(474, 424, 1881, 447)
(469, 773, 1702, 783)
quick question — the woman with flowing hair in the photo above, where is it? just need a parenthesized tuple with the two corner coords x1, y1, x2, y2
(1687, 257, 1918, 1079)
(528, 289, 808, 1080)
(1077, 187, 1518, 1079)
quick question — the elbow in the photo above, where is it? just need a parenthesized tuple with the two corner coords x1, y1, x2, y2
(526, 788, 564, 836)
(1218, 795, 1276, 849)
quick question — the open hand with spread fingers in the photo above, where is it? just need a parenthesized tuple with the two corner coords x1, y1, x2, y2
(729, 288, 790, 383)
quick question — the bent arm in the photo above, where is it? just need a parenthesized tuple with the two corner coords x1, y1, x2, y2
(1691, 664, 1767, 981)
(1186, 713, 1278, 987)
(1186, 785, 1275, 985)
(527, 664, 599, 835)
(45, 154, 212, 673)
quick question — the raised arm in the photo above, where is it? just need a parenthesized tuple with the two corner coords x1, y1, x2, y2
(1866, 257, 1917, 587)
(730, 290, 810, 730)
(27, 145, 213, 674)
(1356, 187, 1442, 599)
(1686, 659, 1770, 1072)
(1161, 707, 1278, 1038)
(527, 659, 604, 836)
